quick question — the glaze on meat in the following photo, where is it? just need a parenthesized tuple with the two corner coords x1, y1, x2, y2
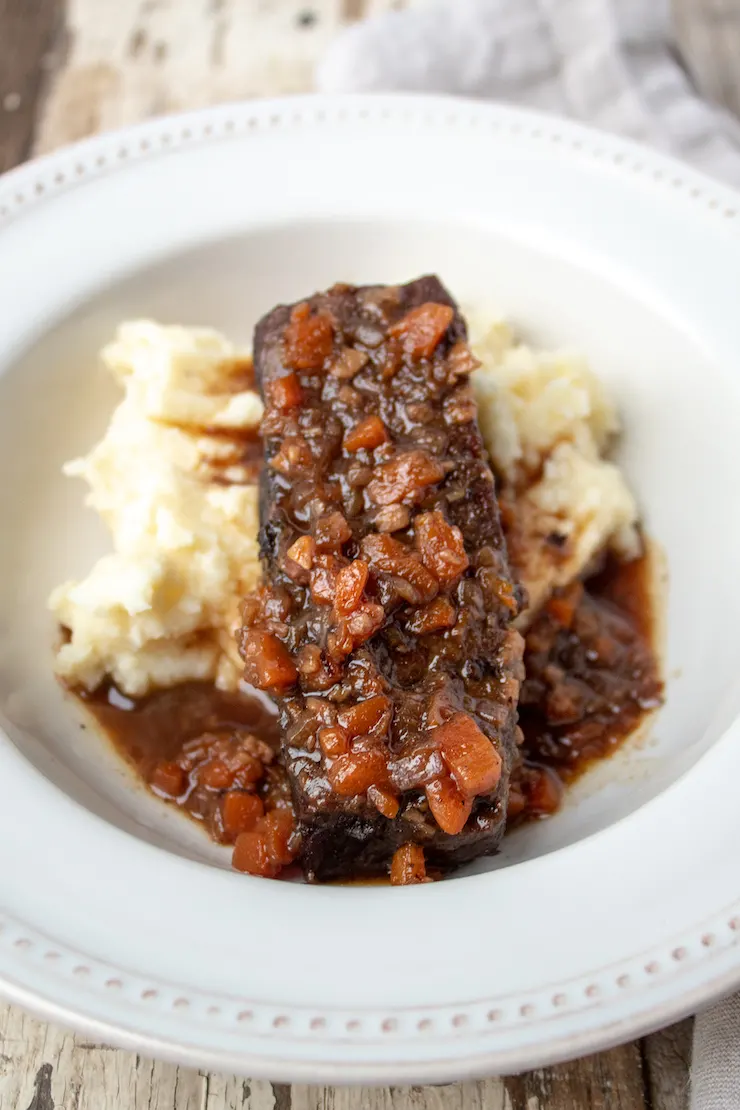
(239, 276, 526, 881)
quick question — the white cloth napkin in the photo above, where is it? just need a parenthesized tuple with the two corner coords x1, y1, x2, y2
(317, 2, 740, 1106)
(318, 0, 740, 184)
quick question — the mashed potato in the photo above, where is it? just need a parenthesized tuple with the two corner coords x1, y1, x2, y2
(49, 322, 263, 696)
(50, 312, 640, 695)
(469, 317, 639, 622)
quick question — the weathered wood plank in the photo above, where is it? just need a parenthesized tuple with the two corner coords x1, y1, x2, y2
(0, 1002, 206, 1109)
(203, 1075, 282, 1109)
(0, 1002, 517, 1110)
(505, 1043, 647, 1110)
(32, 0, 409, 154)
(290, 1082, 512, 1109)
(0, 0, 66, 171)
(643, 1020, 693, 1110)
(0, 998, 672, 1110)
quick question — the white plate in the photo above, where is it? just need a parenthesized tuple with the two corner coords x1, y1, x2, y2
(1, 94, 740, 1085)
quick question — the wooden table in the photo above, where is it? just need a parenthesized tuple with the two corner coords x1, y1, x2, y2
(0, 0, 737, 1105)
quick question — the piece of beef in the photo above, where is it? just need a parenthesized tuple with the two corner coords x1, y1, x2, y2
(239, 276, 525, 881)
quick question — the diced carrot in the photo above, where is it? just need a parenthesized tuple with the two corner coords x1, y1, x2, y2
(231, 755, 266, 789)
(492, 575, 517, 612)
(337, 695, 392, 739)
(241, 629, 298, 692)
(283, 303, 334, 371)
(546, 582, 584, 630)
(368, 784, 400, 819)
(151, 761, 186, 798)
(232, 831, 275, 876)
(414, 511, 469, 586)
(425, 775, 473, 835)
(318, 726, 349, 758)
(329, 604, 385, 659)
(200, 758, 235, 790)
(267, 372, 304, 411)
(334, 559, 369, 616)
(286, 536, 315, 571)
(232, 809, 296, 877)
(506, 785, 526, 821)
(381, 339, 403, 380)
(261, 808, 296, 866)
(310, 553, 342, 605)
(435, 713, 502, 799)
(362, 533, 438, 604)
(390, 842, 427, 885)
(327, 750, 389, 796)
(221, 791, 264, 839)
(315, 511, 352, 552)
(407, 596, 456, 635)
(388, 302, 454, 360)
(526, 767, 564, 817)
(343, 415, 389, 453)
(366, 451, 445, 507)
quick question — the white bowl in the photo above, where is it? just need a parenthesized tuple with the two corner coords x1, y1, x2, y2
(1, 94, 740, 1084)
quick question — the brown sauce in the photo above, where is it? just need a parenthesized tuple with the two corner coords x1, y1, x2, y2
(78, 548, 661, 858)
(81, 682, 293, 852)
(83, 682, 276, 777)
(509, 549, 662, 825)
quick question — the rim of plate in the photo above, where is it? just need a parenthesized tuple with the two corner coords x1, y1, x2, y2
(1, 93, 740, 1083)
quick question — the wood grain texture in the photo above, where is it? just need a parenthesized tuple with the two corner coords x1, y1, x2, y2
(290, 1083, 514, 1108)
(643, 1022, 693, 1110)
(0, 1003, 204, 1109)
(0, 0, 728, 1106)
(505, 1043, 647, 1110)
(0, 0, 66, 171)
(32, 0, 410, 154)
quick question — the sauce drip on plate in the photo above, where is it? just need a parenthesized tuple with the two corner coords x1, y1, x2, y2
(78, 550, 661, 863)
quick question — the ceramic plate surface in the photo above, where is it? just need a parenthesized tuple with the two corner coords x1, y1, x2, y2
(1, 94, 740, 1084)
